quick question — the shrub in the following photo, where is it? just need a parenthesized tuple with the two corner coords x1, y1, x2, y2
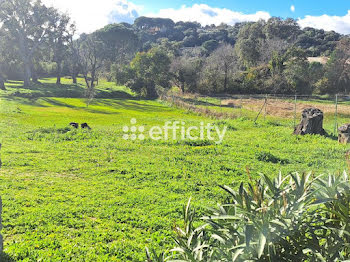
(147, 172, 350, 261)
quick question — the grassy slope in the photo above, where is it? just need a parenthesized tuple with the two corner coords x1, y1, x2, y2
(0, 78, 349, 261)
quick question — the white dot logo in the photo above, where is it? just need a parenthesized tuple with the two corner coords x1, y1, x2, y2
(122, 118, 145, 141)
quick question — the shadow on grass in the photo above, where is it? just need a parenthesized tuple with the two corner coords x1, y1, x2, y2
(42, 98, 121, 115)
(97, 99, 172, 112)
(40, 98, 170, 114)
(325, 132, 339, 141)
(0, 252, 16, 262)
(1, 96, 49, 108)
(3, 81, 134, 100)
(8, 82, 85, 98)
(96, 90, 133, 99)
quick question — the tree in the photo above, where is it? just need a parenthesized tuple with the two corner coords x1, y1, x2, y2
(260, 37, 291, 65)
(78, 34, 108, 104)
(67, 26, 80, 84)
(202, 40, 219, 55)
(323, 38, 350, 94)
(199, 44, 237, 93)
(95, 23, 139, 79)
(170, 56, 202, 93)
(213, 44, 237, 91)
(0, 30, 8, 90)
(284, 48, 311, 94)
(235, 21, 266, 68)
(134, 17, 175, 32)
(117, 48, 171, 98)
(0, 0, 55, 87)
(264, 17, 300, 42)
(48, 10, 74, 84)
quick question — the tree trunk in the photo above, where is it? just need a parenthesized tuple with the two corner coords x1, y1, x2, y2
(147, 85, 158, 99)
(23, 60, 31, 87)
(338, 124, 350, 144)
(223, 67, 228, 91)
(18, 33, 31, 87)
(56, 62, 61, 85)
(72, 65, 78, 84)
(0, 77, 5, 90)
(0, 65, 6, 90)
(294, 108, 326, 135)
(181, 82, 185, 93)
(31, 67, 39, 83)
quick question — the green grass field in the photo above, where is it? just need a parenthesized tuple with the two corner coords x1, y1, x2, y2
(0, 78, 349, 261)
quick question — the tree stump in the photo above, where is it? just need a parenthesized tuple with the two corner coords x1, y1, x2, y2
(294, 108, 326, 135)
(338, 124, 350, 144)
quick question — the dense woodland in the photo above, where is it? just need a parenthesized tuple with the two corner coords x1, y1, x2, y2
(0, 0, 350, 97)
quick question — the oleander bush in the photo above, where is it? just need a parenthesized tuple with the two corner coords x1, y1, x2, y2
(148, 172, 350, 261)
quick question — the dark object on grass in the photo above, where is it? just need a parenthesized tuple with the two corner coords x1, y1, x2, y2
(69, 122, 79, 129)
(81, 123, 91, 130)
(338, 124, 350, 144)
(294, 107, 326, 135)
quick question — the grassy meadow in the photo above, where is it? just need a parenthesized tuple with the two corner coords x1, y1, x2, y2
(0, 78, 349, 261)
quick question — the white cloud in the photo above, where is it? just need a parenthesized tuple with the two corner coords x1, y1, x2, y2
(40, 0, 350, 36)
(42, 0, 142, 34)
(146, 4, 271, 26)
(298, 11, 350, 34)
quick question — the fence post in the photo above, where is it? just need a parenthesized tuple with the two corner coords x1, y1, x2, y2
(293, 94, 297, 127)
(254, 97, 267, 124)
(334, 94, 338, 135)
(264, 94, 268, 121)
(240, 96, 243, 118)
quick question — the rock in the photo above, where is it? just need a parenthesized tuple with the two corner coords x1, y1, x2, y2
(294, 107, 326, 135)
(69, 122, 79, 129)
(338, 124, 350, 144)
(81, 123, 91, 130)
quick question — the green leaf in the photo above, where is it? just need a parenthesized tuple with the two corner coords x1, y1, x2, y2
(245, 224, 254, 247)
(257, 231, 266, 258)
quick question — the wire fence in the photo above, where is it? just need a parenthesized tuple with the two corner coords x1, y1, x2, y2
(162, 93, 350, 135)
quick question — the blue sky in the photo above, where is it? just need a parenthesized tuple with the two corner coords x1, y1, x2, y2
(42, 0, 350, 34)
(133, 0, 350, 18)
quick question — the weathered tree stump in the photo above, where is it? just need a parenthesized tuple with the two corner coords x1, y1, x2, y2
(338, 124, 350, 144)
(294, 108, 326, 135)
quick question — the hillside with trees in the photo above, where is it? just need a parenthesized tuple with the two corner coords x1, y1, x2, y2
(0, 0, 348, 98)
